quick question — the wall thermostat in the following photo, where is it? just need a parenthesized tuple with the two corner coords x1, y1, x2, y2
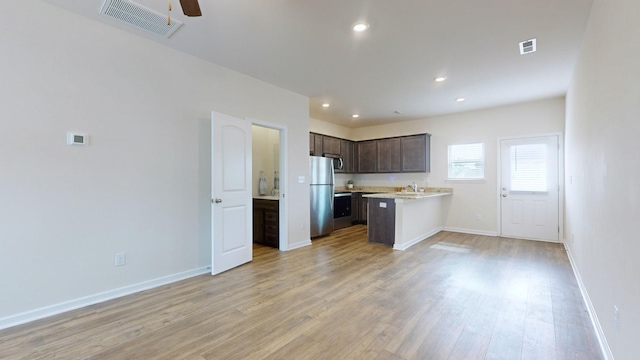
(67, 132, 88, 146)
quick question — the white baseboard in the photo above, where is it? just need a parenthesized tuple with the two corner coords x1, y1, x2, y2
(287, 239, 312, 250)
(393, 227, 443, 251)
(443, 227, 498, 237)
(564, 244, 613, 360)
(0, 266, 211, 331)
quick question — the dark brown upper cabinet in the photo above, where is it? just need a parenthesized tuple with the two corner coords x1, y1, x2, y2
(310, 132, 355, 173)
(309, 133, 323, 156)
(377, 137, 402, 173)
(401, 134, 430, 172)
(309, 132, 430, 174)
(322, 136, 341, 155)
(341, 139, 354, 173)
(357, 140, 378, 173)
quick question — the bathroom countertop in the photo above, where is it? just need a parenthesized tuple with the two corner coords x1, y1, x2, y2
(253, 195, 280, 201)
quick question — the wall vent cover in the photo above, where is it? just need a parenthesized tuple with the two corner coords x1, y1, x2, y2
(100, 0, 183, 38)
(519, 38, 537, 55)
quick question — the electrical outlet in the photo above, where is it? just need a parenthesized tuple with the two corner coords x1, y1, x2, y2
(476, 214, 481, 221)
(115, 252, 126, 267)
(614, 306, 620, 332)
(571, 233, 575, 243)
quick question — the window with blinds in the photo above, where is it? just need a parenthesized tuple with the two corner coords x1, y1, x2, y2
(448, 143, 484, 179)
(510, 143, 547, 191)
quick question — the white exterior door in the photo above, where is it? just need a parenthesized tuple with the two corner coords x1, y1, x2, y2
(211, 111, 252, 274)
(500, 135, 559, 242)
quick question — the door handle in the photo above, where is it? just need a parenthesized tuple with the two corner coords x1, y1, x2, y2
(213, 198, 222, 203)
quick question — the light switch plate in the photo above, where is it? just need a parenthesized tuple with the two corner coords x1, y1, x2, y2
(298, 176, 305, 184)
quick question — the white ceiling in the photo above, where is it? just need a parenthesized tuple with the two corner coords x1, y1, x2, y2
(43, 0, 594, 128)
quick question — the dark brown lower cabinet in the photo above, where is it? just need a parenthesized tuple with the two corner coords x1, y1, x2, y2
(359, 195, 369, 224)
(367, 198, 396, 246)
(351, 194, 359, 223)
(253, 199, 279, 248)
(350, 193, 370, 224)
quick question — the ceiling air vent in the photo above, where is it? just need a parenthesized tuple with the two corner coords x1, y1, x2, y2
(519, 38, 537, 55)
(100, 0, 183, 38)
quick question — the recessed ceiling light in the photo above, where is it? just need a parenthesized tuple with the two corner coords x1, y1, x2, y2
(456, 98, 465, 102)
(434, 77, 447, 82)
(322, 103, 330, 108)
(352, 114, 360, 118)
(352, 23, 369, 32)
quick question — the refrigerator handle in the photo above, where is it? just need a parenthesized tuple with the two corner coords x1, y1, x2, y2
(330, 187, 335, 208)
(331, 162, 335, 185)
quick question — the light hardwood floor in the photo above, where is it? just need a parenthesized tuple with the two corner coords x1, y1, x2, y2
(0, 226, 602, 359)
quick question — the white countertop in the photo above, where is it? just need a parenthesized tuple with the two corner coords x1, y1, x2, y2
(253, 195, 280, 200)
(363, 191, 452, 200)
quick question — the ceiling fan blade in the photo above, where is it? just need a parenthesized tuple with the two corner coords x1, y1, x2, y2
(180, 0, 202, 17)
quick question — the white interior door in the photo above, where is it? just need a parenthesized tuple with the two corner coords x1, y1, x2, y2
(500, 135, 559, 241)
(211, 111, 252, 274)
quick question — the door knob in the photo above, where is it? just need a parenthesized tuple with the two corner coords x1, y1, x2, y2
(502, 194, 507, 197)
(214, 198, 222, 203)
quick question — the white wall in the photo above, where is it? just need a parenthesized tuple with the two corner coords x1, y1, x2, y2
(565, 1, 640, 358)
(309, 117, 352, 139)
(251, 126, 280, 196)
(341, 98, 565, 234)
(0, 1, 310, 323)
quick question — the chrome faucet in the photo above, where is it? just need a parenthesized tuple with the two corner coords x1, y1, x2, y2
(408, 182, 418, 192)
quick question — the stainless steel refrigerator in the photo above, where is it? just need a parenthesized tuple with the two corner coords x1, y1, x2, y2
(310, 156, 335, 238)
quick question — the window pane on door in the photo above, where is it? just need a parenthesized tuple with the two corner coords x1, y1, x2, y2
(510, 144, 547, 191)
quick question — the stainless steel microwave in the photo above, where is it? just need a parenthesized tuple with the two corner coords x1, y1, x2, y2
(323, 153, 344, 170)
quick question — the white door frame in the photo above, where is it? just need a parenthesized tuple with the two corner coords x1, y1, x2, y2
(247, 117, 289, 251)
(496, 132, 565, 242)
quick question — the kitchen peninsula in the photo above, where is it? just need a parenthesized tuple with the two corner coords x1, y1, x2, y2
(363, 189, 452, 250)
